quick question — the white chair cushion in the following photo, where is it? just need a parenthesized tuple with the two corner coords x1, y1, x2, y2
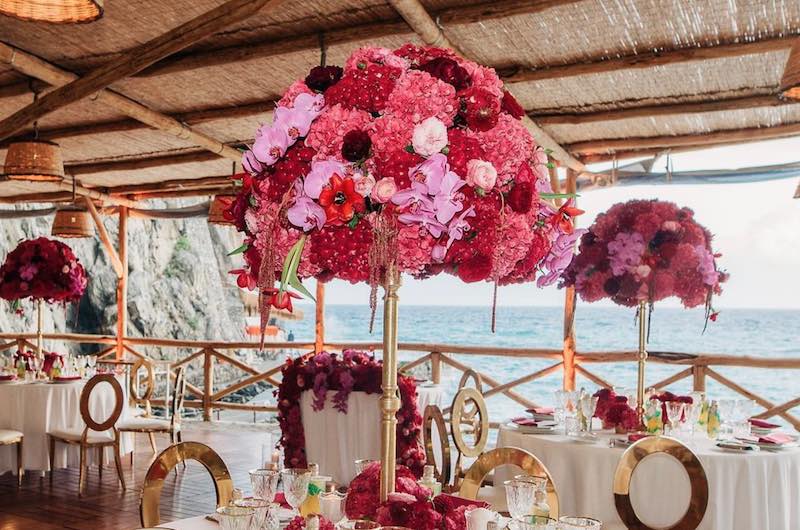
(49, 429, 115, 443)
(117, 417, 171, 432)
(0, 429, 23, 444)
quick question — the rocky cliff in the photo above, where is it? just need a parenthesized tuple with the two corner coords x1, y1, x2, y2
(0, 200, 248, 357)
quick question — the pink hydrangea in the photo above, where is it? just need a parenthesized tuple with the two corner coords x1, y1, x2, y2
(490, 214, 534, 279)
(344, 46, 409, 73)
(369, 114, 415, 161)
(458, 60, 503, 98)
(469, 114, 535, 185)
(397, 224, 435, 275)
(384, 70, 458, 126)
(277, 80, 314, 107)
(305, 104, 372, 162)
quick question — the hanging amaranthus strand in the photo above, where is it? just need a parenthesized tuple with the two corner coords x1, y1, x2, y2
(368, 212, 398, 333)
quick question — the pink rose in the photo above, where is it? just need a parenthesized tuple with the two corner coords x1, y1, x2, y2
(411, 117, 448, 157)
(354, 174, 376, 197)
(466, 159, 497, 190)
(371, 177, 397, 203)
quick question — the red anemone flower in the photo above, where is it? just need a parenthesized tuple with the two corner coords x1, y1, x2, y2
(550, 199, 585, 234)
(318, 174, 363, 225)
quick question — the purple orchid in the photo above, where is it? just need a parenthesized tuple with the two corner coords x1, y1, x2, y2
(537, 229, 587, 287)
(287, 197, 326, 232)
(292, 92, 325, 114)
(304, 159, 347, 199)
(408, 153, 449, 195)
(392, 181, 435, 211)
(398, 210, 447, 238)
(432, 171, 466, 224)
(274, 105, 316, 140)
(431, 206, 475, 262)
(252, 124, 290, 166)
(242, 149, 264, 175)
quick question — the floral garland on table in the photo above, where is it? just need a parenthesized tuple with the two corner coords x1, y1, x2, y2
(561, 200, 727, 324)
(0, 237, 87, 310)
(593, 388, 639, 432)
(226, 44, 582, 330)
(276, 350, 425, 476)
(285, 516, 335, 530)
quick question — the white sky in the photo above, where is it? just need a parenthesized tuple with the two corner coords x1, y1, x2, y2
(316, 137, 800, 309)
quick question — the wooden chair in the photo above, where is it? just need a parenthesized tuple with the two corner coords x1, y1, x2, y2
(613, 436, 708, 530)
(0, 429, 23, 486)
(48, 373, 126, 496)
(118, 365, 186, 459)
(459, 446, 560, 518)
(139, 441, 233, 527)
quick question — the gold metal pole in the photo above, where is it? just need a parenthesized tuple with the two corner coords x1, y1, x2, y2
(379, 264, 401, 502)
(636, 300, 648, 427)
(36, 298, 43, 357)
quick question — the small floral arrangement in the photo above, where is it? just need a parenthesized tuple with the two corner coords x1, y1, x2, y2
(285, 515, 335, 530)
(650, 391, 693, 422)
(12, 349, 33, 372)
(594, 388, 638, 432)
(0, 237, 87, 308)
(345, 461, 427, 520)
(227, 44, 581, 330)
(376, 491, 443, 529)
(562, 200, 726, 320)
(276, 351, 425, 475)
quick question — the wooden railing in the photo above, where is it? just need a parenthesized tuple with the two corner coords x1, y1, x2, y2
(1, 332, 799, 431)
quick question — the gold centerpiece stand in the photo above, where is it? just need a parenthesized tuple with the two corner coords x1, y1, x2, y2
(379, 264, 401, 501)
(636, 300, 648, 427)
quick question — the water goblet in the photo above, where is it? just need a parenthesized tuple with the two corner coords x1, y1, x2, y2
(234, 497, 271, 530)
(580, 395, 599, 432)
(686, 400, 703, 439)
(558, 516, 603, 529)
(281, 468, 311, 517)
(717, 399, 736, 440)
(216, 506, 255, 530)
(250, 468, 280, 502)
(553, 390, 569, 432)
(504, 479, 537, 520)
(666, 402, 686, 438)
(319, 490, 346, 524)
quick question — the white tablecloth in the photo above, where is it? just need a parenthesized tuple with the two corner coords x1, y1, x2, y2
(496, 425, 800, 530)
(0, 379, 132, 475)
(301, 384, 444, 485)
(161, 515, 215, 529)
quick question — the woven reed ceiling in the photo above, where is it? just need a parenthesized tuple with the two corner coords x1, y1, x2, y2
(0, 0, 798, 201)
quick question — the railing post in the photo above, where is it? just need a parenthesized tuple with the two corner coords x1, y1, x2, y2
(203, 348, 214, 422)
(115, 206, 128, 361)
(314, 280, 325, 353)
(560, 166, 578, 391)
(693, 365, 706, 392)
(430, 351, 441, 384)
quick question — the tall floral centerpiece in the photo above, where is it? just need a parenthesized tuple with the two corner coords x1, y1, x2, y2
(229, 44, 581, 500)
(561, 200, 726, 423)
(0, 237, 88, 357)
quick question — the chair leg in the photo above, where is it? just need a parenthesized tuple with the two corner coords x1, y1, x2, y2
(78, 444, 87, 496)
(147, 432, 157, 453)
(97, 446, 103, 480)
(48, 436, 55, 484)
(176, 430, 186, 470)
(113, 441, 126, 491)
(17, 439, 23, 487)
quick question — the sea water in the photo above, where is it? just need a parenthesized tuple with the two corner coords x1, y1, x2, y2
(284, 305, 799, 423)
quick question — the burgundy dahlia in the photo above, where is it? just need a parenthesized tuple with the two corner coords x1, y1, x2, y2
(304, 65, 343, 92)
(418, 57, 471, 91)
(507, 180, 533, 213)
(341, 129, 372, 162)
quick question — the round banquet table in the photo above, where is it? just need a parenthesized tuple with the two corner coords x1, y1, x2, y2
(0, 378, 133, 476)
(301, 383, 444, 485)
(496, 424, 800, 530)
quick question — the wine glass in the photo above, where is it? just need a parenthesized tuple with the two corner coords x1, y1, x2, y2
(234, 497, 270, 530)
(666, 402, 686, 438)
(86, 354, 97, 376)
(319, 490, 345, 524)
(216, 506, 254, 530)
(717, 399, 737, 440)
(504, 479, 537, 520)
(733, 399, 755, 437)
(250, 468, 280, 502)
(580, 395, 599, 433)
(281, 468, 311, 517)
(553, 390, 569, 432)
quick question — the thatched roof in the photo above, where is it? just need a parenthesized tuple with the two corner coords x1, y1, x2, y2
(0, 0, 799, 204)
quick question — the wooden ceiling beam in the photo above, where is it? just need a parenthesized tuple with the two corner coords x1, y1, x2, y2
(386, 0, 585, 173)
(0, 0, 276, 142)
(106, 175, 234, 195)
(65, 150, 224, 176)
(504, 36, 796, 84)
(534, 93, 793, 125)
(567, 121, 800, 155)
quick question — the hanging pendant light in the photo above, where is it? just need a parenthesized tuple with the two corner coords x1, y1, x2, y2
(1, 140, 66, 182)
(51, 205, 93, 238)
(208, 194, 236, 225)
(780, 40, 800, 100)
(0, 0, 103, 24)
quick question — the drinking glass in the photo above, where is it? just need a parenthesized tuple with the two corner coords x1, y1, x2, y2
(337, 520, 381, 529)
(666, 402, 685, 437)
(216, 506, 254, 530)
(234, 497, 271, 530)
(281, 468, 311, 516)
(686, 400, 703, 439)
(580, 396, 599, 432)
(506, 516, 558, 529)
(565, 415, 580, 436)
(86, 354, 97, 376)
(733, 399, 755, 437)
(558, 516, 603, 529)
(504, 479, 537, 520)
(320, 490, 346, 524)
(354, 459, 377, 475)
(250, 468, 280, 502)
(717, 399, 736, 440)
(554, 390, 569, 432)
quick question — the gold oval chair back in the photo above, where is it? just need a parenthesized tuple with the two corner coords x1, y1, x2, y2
(613, 436, 708, 530)
(459, 447, 560, 518)
(130, 358, 155, 413)
(423, 404, 451, 488)
(80, 373, 124, 433)
(449, 386, 489, 489)
(140, 441, 233, 527)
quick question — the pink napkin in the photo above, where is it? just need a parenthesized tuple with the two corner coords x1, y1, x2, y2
(749, 418, 779, 429)
(526, 407, 555, 415)
(273, 492, 291, 509)
(0, 374, 16, 381)
(759, 433, 794, 445)
(512, 417, 539, 426)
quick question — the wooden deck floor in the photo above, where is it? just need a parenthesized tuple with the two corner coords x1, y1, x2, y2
(0, 423, 272, 530)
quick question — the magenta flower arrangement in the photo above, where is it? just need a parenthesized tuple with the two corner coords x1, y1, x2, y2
(276, 350, 425, 476)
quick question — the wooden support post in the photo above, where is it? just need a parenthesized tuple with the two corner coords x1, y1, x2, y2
(314, 280, 325, 353)
(430, 351, 441, 384)
(203, 349, 214, 422)
(115, 207, 128, 360)
(83, 198, 123, 278)
(693, 365, 707, 392)
(562, 168, 578, 390)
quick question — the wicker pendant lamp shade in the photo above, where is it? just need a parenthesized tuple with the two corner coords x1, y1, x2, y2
(208, 194, 235, 225)
(2, 140, 65, 182)
(52, 206, 93, 238)
(780, 40, 800, 101)
(0, 0, 103, 23)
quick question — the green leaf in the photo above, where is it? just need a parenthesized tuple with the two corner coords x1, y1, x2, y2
(475, 187, 486, 197)
(440, 146, 450, 155)
(227, 243, 248, 256)
(289, 275, 315, 301)
(347, 215, 359, 229)
(404, 144, 415, 154)
(540, 192, 579, 199)
(544, 148, 554, 155)
(545, 162, 556, 169)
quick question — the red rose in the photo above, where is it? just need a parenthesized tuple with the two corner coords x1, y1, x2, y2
(501, 89, 525, 119)
(461, 87, 500, 132)
(304, 65, 343, 92)
(507, 180, 533, 213)
(418, 57, 471, 91)
(457, 254, 493, 283)
(341, 129, 372, 162)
